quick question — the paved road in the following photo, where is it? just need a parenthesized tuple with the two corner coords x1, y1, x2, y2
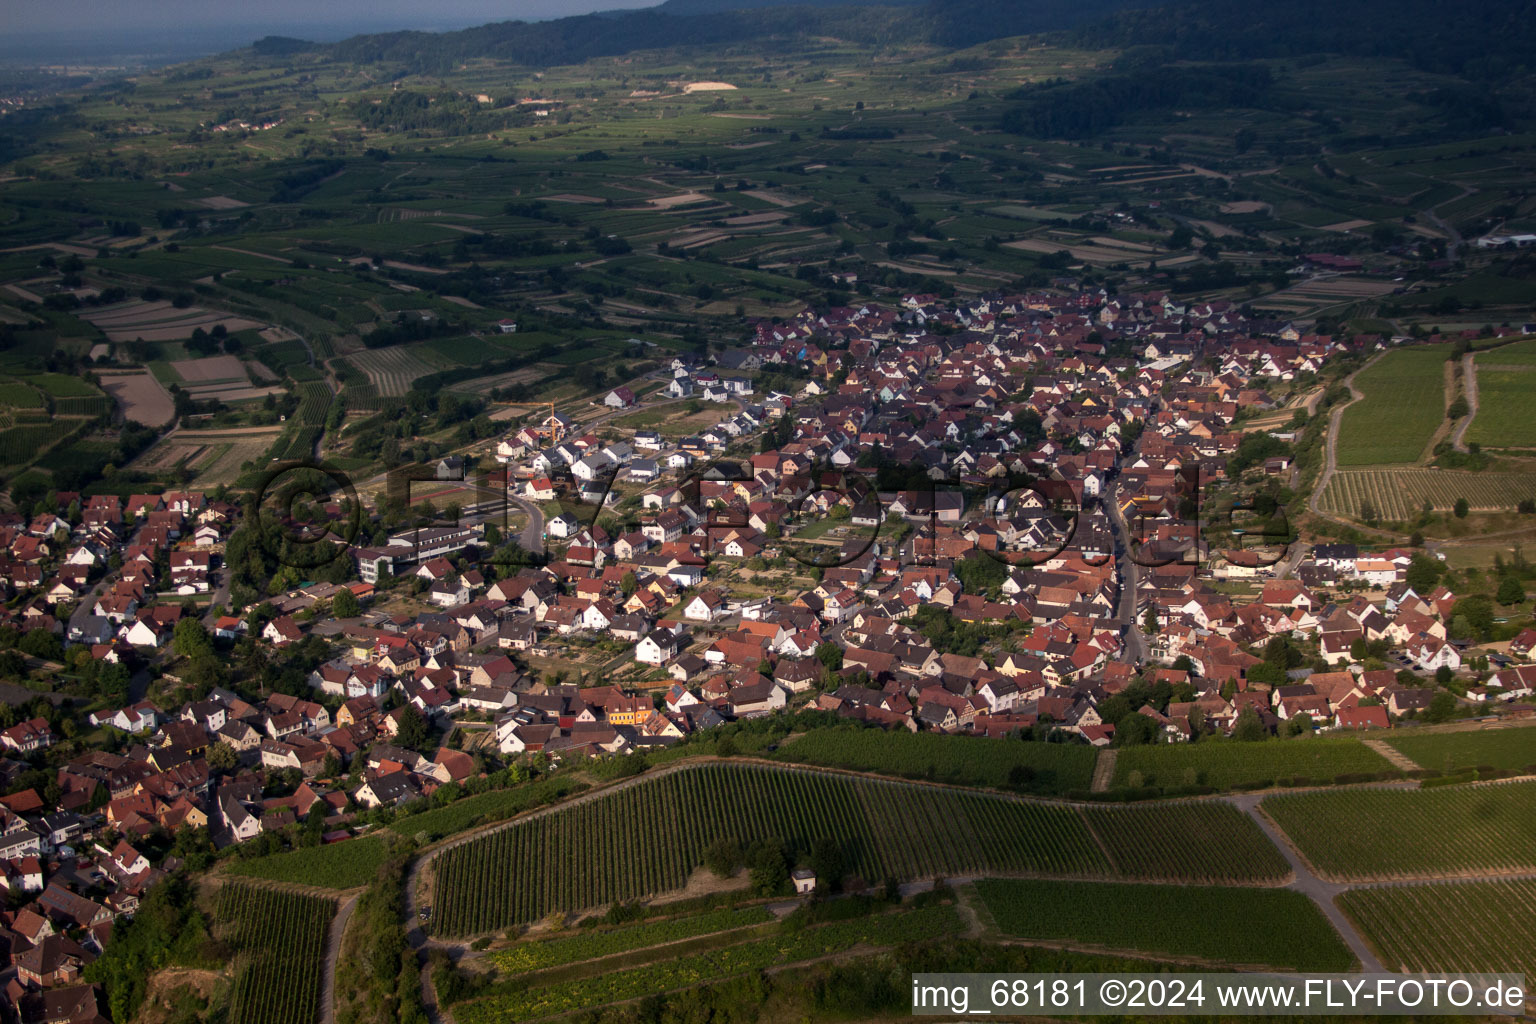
(1228, 793, 1385, 972)
(1102, 485, 1145, 665)
(1449, 351, 1478, 453)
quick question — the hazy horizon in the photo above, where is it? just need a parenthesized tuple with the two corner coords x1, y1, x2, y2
(0, 0, 663, 63)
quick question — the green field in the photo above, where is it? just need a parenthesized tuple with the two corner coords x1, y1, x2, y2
(1466, 339, 1536, 449)
(1339, 879, 1536, 977)
(773, 728, 1099, 794)
(491, 906, 776, 973)
(215, 883, 335, 1024)
(1111, 737, 1393, 790)
(1320, 467, 1536, 519)
(1087, 800, 1289, 882)
(1386, 726, 1536, 774)
(1336, 347, 1452, 466)
(428, 763, 1290, 937)
(455, 903, 963, 1023)
(226, 835, 387, 890)
(975, 879, 1355, 970)
(1262, 780, 1536, 881)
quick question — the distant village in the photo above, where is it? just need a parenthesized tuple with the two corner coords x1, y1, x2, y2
(0, 289, 1530, 1022)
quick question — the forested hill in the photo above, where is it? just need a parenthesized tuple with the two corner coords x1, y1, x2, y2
(293, 0, 1158, 70)
(1071, 0, 1536, 78)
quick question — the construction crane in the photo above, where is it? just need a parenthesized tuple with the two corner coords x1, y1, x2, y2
(545, 401, 564, 444)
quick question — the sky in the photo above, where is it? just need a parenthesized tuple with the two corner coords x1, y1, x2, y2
(1, 1, 662, 58)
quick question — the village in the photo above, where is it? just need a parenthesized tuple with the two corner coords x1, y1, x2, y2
(0, 289, 1529, 1021)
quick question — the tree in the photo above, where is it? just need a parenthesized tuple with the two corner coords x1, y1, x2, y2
(1116, 712, 1159, 746)
(809, 838, 845, 892)
(704, 837, 741, 878)
(1405, 552, 1443, 594)
(1425, 690, 1457, 722)
(332, 588, 360, 618)
(394, 705, 430, 751)
(1454, 497, 1470, 518)
(746, 838, 788, 896)
(815, 642, 843, 672)
(1233, 708, 1267, 742)
(1496, 576, 1525, 606)
(173, 618, 213, 659)
(205, 741, 237, 773)
(1142, 606, 1159, 636)
(1435, 665, 1454, 686)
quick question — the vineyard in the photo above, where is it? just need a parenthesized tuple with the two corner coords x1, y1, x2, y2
(1385, 726, 1536, 774)
(1320, 468, 1536, 520)
(973, 879, 1355, 971)
(1335, 346, 1449, 467)
(215, 882, 335, 1024)
(429, 764, 1290, 937)
(1087, 800, 1290, 882)
(454, 904, 963, 1023)
(227, 835, 387, 889)
(295, 381, 332, 426)
(492, 906, 775, 973)
(1262, 780, 1536, 881)
(772, 727, 1098, 794)
(389, 776, 586, 842)
(1112, 737, 1392, 791)
(1338, 879, 1536, 976)
(347, 346, 437, 397)
(0, 424, 68, 465)
(1466, 339, 1536, 449)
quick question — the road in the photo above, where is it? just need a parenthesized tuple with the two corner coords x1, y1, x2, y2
(320, 893, 361, 1024)
(1101, 485, 1145, 666)
(1228, 793, 1385, 973)
(1306, 352, 1399, 539)
(1449, 351, 1478, 453)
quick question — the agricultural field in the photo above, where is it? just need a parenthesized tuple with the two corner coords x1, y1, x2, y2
(491, 906, 776, 973)
(1335, 347, 1451, 467)
(0, 424, 69, 466)
(214, 883, 335, 1024)
(226, 835, 387, 890)
(76, 299, 262, 342)
(1338, 879, 1536, 977)
(973, 879, 1354, 970)
(1385, 726, 1536, 774)
(771, 728, 1098, 794)
(1466, 338, 1536, 450)
(97, 369, 175, 426)
(388, 775, 586, 842)
(1111, 737, 1393, 791)
(1086, 800, 1290, 883)
(346, 345, 439, 397)
(428, 764, 1294, 938)
(454, 903, 963, 1024)
(1261, 780, 1536, 881)
(1320, 468, 1536, 520)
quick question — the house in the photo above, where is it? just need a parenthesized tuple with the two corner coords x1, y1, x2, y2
(791, 868, 817, 895)
(355, 773, 422, 809)
(636, 629, 680, 666)
(604, 386, 637, 409)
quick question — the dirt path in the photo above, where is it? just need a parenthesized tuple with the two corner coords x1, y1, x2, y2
(1363, 739, 1420, 772)
(1450, 351, 1478, 452)
(1305, 353, 1401, 538)
(1090, 749, 1117, 793)
(321, 893, 360, 1024)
